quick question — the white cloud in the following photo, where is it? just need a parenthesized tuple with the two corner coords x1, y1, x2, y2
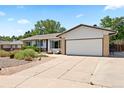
(8, 18, 14, 21)
(17, 19, 30, 24)
(104, 5, 124, 10)
(76, 14, 84, 18)
(0, 11, 6, 16)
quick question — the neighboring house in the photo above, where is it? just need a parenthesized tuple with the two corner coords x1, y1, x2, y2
(0, 40, 23, 51)
(22, 33, 61, 53)
(22, 24, 116, 56)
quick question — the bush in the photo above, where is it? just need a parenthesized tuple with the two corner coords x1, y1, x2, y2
(10, 50, 19, 55)
(14, 49, 36, 60)
(10, 50, 20, 59)
(23, 49, 36, 58)
(14, 51, 25, 60)
(22, 46, 39, 52)
(0, 50, 10, 57)
(10, 54, 15, 59)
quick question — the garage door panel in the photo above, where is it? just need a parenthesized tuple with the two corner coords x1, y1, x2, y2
(66, 39, 102, 56)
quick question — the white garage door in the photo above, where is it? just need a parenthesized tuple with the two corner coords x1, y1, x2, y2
(66, 39, 103, 56)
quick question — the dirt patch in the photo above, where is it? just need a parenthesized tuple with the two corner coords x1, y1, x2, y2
(0, 57, 55, 75)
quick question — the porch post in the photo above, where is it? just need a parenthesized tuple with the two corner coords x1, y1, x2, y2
(38, 40, 41, 53)
(48, 39, 51, 53)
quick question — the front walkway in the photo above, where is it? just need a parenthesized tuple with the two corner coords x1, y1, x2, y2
(0, 55, 124, 88)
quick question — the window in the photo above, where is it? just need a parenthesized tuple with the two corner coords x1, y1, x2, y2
(40, 40, 43, 46)
(15, 45, 18, 48)
(35, 41, 38, 46)
(51, 40, 60, 48)
(35, 40, 43, 47)
(26, 42, 31, 46)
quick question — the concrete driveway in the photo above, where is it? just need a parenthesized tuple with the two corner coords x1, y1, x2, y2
(0, 55, 124, 88)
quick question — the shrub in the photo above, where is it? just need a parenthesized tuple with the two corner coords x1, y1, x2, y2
(10, 50, 19, 55)
(10, 50, 20, 59)
(10, 54, 15, 59)
(0, 50, 10, 57)
(14, 49, 36, 60)
(14, 51, 25, 60)
(22, 46, 39, 52)
(23, 49, 36, 58)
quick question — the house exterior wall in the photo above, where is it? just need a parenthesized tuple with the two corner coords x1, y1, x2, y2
(103, 35, 109, 56)
(61, 38, 66, 55)
(61, 26, 109, 39)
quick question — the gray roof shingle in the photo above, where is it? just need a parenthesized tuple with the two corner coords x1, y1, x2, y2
(22, 33, 60, 41)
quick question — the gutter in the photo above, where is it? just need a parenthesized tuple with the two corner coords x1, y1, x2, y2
(109, 31, 118, 36)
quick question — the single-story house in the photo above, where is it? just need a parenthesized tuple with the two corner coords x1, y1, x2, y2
(22, 24, 116, 56)
(0, 40, 23, 51)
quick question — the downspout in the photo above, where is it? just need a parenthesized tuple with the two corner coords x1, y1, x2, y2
(109, 31, 118, 52)
(109, 31, 118, 37)
(109, 31, 118, 44)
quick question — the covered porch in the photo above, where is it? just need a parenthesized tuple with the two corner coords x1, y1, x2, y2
(24, 39, 61, 53)
(22, 33, 62, 53)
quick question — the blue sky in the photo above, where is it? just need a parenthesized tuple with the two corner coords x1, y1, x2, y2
(0, 5, 124, 36)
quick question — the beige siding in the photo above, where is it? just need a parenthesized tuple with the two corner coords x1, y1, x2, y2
(103, 35, 109, 56)
(62, 26, 109, 39)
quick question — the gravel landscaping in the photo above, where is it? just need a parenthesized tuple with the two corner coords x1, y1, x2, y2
(0, 57, 31, 68)
(0, 57, 54, 75)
